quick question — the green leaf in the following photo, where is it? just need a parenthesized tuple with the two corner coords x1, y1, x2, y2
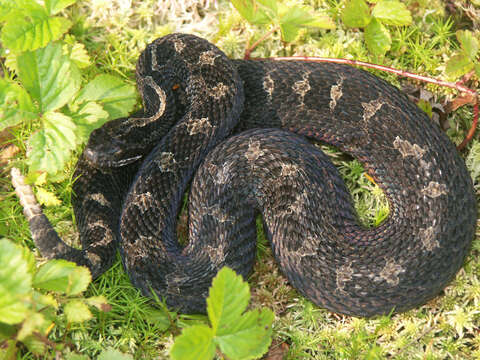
(35, 187, 62, 207)
(33, 260, 91, 295)
(207, 267, 250, 334)
(0, 78, 37, 131)
(97, 348, 134, 360)
(417, 99, 432, 118)
(1, 16, 71, 52)
(279, 5, 335, 42)
(45, 0, 77, 15)
(0, 323, 16, 340)
(341, 0, 371, 28)
(64, 300, 92, 323)
(371, 1, 412, 26)
(85, 296, 111, 312)
(143, 309, 171, 331)
(17, 313, 47, 341)
(22, 334, 46, 355)
(214, 308, 274, 360)
(26, 111, 77, 175)
(75, 75, 136, 119)
(170, 325, 215, 360)
(475, 63, 480, 77)
(230, 0, 275, 25)
(364, 17, 391, 56)
(17, 42, 81, 112)
(0, 239, 33, 324)
(32, 291, 58, 310)
(0, 1, 17, 22)
(64, 42, 91, 68)
(456, 30, 479, 61)
(0, 339, 17, 360)
(64, 353, 90, 360)
(445, 54, 475, 78)
(70, 101, 109, 145)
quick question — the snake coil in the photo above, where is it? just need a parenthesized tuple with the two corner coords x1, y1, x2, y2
(22, 34, 476, 317)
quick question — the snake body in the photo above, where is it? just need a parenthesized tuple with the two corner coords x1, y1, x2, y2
(23, 34, 476, 317)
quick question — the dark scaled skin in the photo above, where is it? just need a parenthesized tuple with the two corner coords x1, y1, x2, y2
(23, 33, 477, 316)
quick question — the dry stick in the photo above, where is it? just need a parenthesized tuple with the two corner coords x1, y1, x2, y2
(253, 55, 479, 150)
(244, 27, 279, 60)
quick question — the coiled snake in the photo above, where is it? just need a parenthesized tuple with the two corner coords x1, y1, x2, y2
(19, 33, 477, 317)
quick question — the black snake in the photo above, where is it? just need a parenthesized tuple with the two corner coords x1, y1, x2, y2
(17, 33, 477, 317)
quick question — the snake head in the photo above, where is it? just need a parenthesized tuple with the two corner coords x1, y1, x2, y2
(83, 116, 145, 169)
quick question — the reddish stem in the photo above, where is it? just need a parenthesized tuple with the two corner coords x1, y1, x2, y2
(256, 55, 478, 150)
(244, 27, 278, 60)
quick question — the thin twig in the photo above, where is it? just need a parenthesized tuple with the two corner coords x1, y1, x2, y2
(244, 27, 278, 60)
(257, 55, 479, 150)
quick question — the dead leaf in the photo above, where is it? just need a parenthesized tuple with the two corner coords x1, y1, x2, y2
(0, 144, 20, 169)
(264, 340, 289, 360)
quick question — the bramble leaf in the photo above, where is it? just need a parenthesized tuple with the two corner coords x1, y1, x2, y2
(0, 239, 33, 324)
(279, 4, 335, 42)
(230, 0, 274, 25)
(75, 75, 136, 119)
(207, 267, 250, 334)
(170, 325, 215, 360)
(446, 54, 475, 78)
(17, 313, 47, 341)
(33, 259, 91, 296)
(371, 1, 412, 26)
(417, 99, 432, 118)
(45, 0, 77, 15)
(26, 111, 77, 175)
(17, 42, 81, 112)
(64, 41, 91, 68)
(97, 348, 134, 360)
(35, 187, 62, 207)
(0, 78, 37, 131)
(85, 296, 111, 312)
(70, 101, 109, 145)
(64, 300, 92, 323)
(172, 267, 274, 360)
(364, 17, 391, 56)
(1, 15, 71, 52)
(215, 308, 274, 360)
(341, 0, 371, 28)
(456, 30, 479, 61)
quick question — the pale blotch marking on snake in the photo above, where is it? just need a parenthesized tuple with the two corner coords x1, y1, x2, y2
(186, 116, 213, 136)
(263, 73, 275, 100)
(280, 163, 300, 177)
(198, 50, 219, 66)
(211, 83, 229, 100)
(154, 152, 176, 172)
(378, 259, 405, 286)
(245, 140, 265, 163)
(208, 161, 234, 185)
(422, 181, 448, 198)
(393, 136, 427, 159)
(419, 226, 440, 251)
(336, 264, 354, 292)
(329, 77, 344, 111)
(83, 193, 110, 207)
(362, 98, 384, 123)
(172, 38, 186, 53)
(292, 71, 311, 104)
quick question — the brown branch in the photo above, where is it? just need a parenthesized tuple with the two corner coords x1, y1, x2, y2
(244, 27, 279, 60)
(256, 55, 478, 150)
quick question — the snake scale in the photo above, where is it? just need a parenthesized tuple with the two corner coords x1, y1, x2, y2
(19, 33, 477, 317)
